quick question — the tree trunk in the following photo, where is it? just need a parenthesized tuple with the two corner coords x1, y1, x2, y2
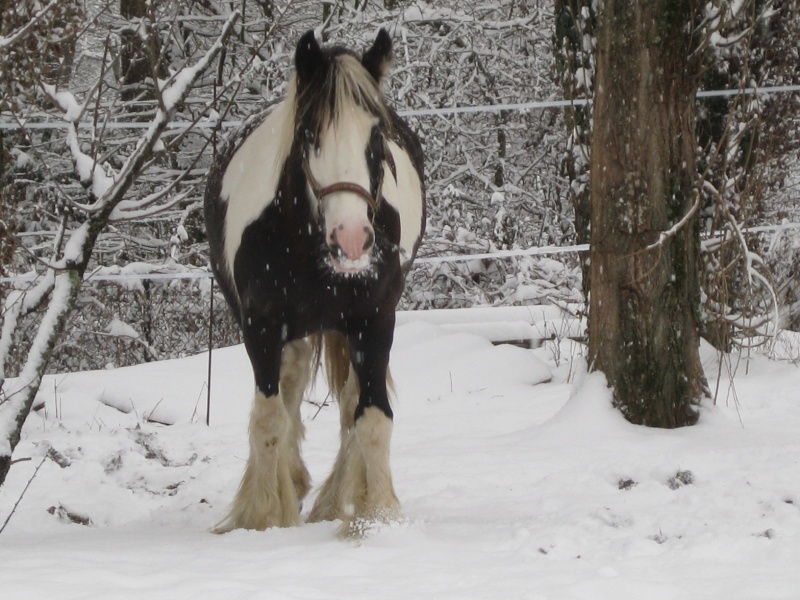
(119, 0, 167, 103)
(589, 0, 704, 427)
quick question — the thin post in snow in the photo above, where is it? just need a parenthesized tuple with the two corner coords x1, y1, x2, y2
(206, 277, 214, 427)
(0, 454, 47, 535)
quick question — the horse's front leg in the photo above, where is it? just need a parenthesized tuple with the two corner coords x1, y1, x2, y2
(213, 320, 310, 533)
(349, 319, 401, 525)
(308, 317, 401, 533)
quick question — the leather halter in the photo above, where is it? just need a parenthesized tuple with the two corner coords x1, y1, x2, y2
(302, 139, 397, 213)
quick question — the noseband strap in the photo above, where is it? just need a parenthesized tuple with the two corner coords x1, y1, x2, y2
(302, 142, 396, 213)
(315, 181, 377, 208)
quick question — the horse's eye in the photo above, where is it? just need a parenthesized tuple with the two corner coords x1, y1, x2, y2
(368, 127, 384, 161)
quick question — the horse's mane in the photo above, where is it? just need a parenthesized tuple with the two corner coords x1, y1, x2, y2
(293, 51, 391, 146)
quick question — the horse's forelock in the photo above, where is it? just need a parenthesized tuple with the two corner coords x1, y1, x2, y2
(336, 54, 390, 123)
(294, 51, 389, 146)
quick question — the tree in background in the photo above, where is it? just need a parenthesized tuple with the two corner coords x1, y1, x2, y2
(0, 4, 239, 488)
(554, 0, 595, 304)
(696, 0, 800, 348)
(557, 0, 800, 355)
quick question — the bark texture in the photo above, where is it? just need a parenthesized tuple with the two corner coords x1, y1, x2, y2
(589, 0, 704, 427)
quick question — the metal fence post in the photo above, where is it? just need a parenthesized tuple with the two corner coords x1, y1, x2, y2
(206, 277, 214, 426)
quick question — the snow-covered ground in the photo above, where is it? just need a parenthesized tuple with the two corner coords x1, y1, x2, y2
(1, 307, 799, 599)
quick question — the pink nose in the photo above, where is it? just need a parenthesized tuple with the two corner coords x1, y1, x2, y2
(328, 223, 375, 271)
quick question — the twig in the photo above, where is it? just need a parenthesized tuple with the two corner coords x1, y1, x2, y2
(144, 397, 165, 424)
(643, 192, 702, 252)
(0, 455, 48, 535)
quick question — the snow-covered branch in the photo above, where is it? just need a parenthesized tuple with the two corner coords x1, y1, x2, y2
(0, 0, 59, 51)
(41, 10, 239, 218)
(0, 272, 56, 382)
(0, 270, 77, 459)
(644, 192, 702, 252)
(110, 190, 193, 222)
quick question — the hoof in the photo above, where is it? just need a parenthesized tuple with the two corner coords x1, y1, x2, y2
(211, 511, 302, 534)
(338, 505, 404, 539)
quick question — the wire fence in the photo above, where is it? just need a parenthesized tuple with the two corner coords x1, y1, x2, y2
(0, 242, 587, 375)
(7, 217, 800, 376)
(1, 85, 798, 375)
(4, 222, 797, 377)
(1, 84, 799, 131)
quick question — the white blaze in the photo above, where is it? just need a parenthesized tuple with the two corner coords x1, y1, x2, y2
(308, 109, 377, 242)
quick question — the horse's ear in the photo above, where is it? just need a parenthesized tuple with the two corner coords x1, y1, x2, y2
(362, 28, 393, 84)
(295, 30, 326, 86)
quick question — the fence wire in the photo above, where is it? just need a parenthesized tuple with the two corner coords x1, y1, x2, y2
(1, 84, 799, 130)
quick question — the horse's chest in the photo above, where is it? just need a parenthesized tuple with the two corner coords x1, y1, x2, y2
(234, 205, 401, 336)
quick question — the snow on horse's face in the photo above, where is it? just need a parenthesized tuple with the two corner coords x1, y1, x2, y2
(294, 30, 394, 274)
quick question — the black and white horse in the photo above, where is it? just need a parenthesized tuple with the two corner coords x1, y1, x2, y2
(204, 29, 425, 533)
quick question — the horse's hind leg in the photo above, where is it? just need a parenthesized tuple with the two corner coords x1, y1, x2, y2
(306, 361, 361, 524)
(214, 339, 311, 532)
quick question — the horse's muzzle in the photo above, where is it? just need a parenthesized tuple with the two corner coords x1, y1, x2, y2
(328, 223, 375, 273)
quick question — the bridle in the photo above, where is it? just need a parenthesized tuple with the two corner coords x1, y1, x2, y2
(302, 134, 398, 214)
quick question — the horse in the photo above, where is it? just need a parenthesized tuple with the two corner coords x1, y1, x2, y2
(204, 28, 426, 534)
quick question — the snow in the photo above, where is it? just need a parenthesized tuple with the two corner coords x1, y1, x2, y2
(11, 148, 31, 169)
(106, 318, 140, 340)
(63, 121, 115, 201)
(160, 65, 202, 112)
(573, 67, 593, 93)
(1, 309, 800, 598)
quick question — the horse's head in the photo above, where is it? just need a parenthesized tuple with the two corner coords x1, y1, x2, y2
(293, 29, 395, 274)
